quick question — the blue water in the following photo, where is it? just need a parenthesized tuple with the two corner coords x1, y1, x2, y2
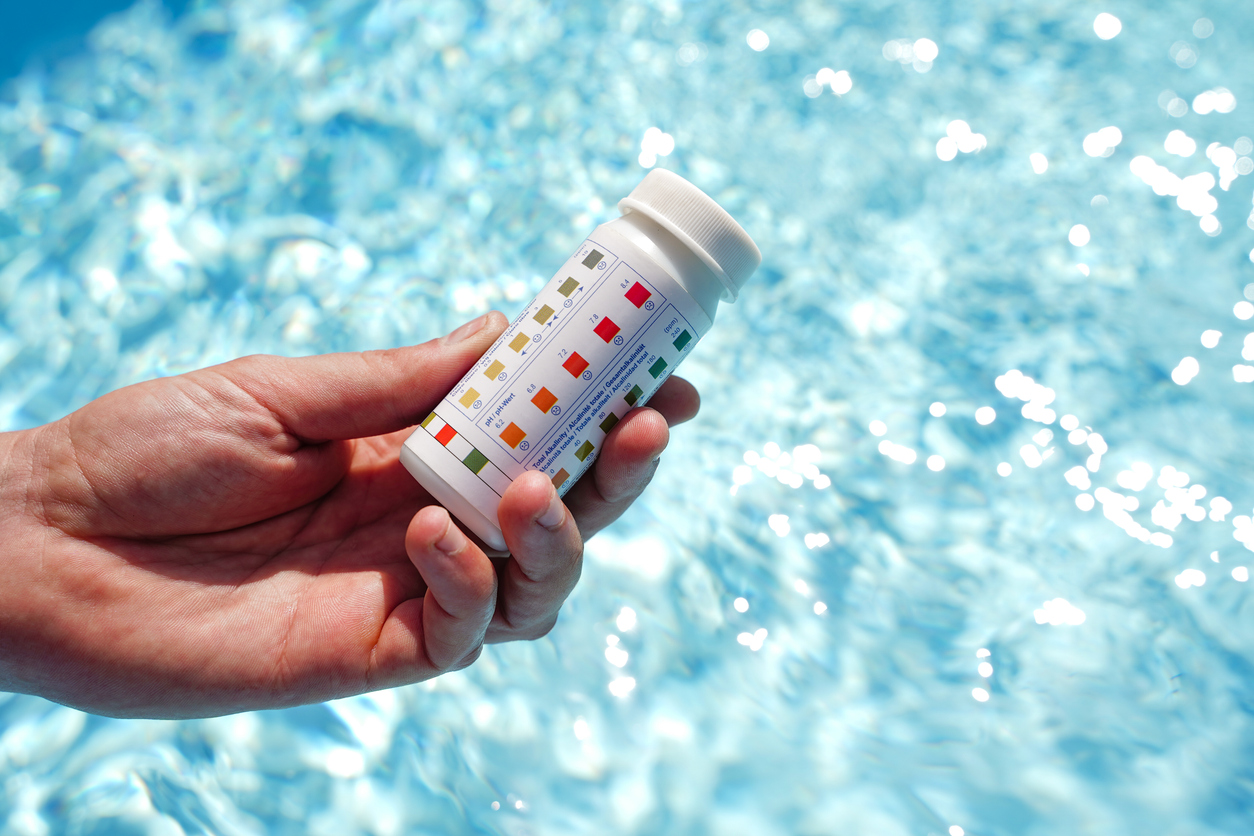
(3, 1, 1254, 833)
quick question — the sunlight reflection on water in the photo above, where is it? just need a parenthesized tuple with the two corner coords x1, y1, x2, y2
(3, 0, 1254, 833)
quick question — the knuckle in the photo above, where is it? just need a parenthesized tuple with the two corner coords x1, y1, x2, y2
(452, 644, 485, 670)
(523, 615, 559, 641)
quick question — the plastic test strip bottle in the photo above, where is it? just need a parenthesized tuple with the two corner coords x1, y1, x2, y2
(401, 169, 762, 550)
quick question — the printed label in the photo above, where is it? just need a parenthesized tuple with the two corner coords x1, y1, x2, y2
(404, 224, 713, 532)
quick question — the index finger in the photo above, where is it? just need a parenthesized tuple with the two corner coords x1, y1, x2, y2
(210, 311, 508, 444)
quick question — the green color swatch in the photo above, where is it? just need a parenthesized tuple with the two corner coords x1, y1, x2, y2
(463, 448, 489, 474)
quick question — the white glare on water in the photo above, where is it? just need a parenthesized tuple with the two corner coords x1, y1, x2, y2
(1030, 152, 1049, 174)
(1171, 356, 1200, 385)
(1065, 465, 1092, 490)
(943, 120, 987, 156)
(638, 127, 674, 169)
(746, 29, 770, 51)
(737, 628, 768, 651)
(1020, 444, 1043, 468)
(615, 607, 637, 632)
(1193, 89, 1237, 115)
(878, 440, 918, 464)
(1035, 598, 1086, 626)
(1164, 130, 1197, 157)
(1094, 12, 1122, 39)
(930, 401, 947, 416)
(1069, 224, 1091, 246)
(1175, 569, 1207, 589)
(815, 67, 853, 95)
(975, 406, 996, 424)
(608, 677, 636, 698)
(1083, 126, 1122, 157)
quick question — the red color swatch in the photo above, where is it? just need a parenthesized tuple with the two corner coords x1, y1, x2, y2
(563, 352, 590, 377)
(593, 317, 620, 342)
(625, 282, 651, 308)
(435, 424, 457, 446)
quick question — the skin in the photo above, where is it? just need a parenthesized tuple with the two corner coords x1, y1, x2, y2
(0, 311, 699, 719)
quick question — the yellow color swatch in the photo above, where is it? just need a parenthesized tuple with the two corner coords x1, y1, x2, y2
(534, 304, 555, 324)
(484, 360, 505, 379)
(509, 333, 530, 352)
(459, 388, 479, 408)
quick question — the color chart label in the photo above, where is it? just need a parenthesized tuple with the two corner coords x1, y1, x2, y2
(403, 224, 713, 534)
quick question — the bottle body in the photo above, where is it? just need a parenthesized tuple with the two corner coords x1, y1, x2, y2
(401, 219, 718, 550)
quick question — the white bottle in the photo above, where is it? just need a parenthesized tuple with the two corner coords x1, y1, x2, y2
(401, 169, 761, 550)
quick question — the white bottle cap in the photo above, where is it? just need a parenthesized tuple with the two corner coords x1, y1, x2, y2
(617, 169, 762, 301)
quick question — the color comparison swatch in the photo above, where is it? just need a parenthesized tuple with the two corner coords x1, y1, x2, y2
(406, 228, 710, 511)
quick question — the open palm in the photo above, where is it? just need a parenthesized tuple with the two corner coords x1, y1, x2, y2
(0, 312, 697, 718)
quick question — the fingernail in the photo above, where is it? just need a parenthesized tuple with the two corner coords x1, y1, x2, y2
(537, 487, 565, 531)
(444, 313, 488, 344)
(434, 515, 468, 555)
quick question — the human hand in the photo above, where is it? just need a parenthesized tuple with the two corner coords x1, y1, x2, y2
(0, 312, 699, 718)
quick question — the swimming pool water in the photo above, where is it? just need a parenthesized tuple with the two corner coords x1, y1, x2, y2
(3, 1, 1254, 833)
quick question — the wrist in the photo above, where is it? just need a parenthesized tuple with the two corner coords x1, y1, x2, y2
(0, 426, 54, 529)
(0, 428, 61, 696)
(0, 429, 31, 522)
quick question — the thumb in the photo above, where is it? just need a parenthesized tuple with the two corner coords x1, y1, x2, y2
(213, 311, 508, 442)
